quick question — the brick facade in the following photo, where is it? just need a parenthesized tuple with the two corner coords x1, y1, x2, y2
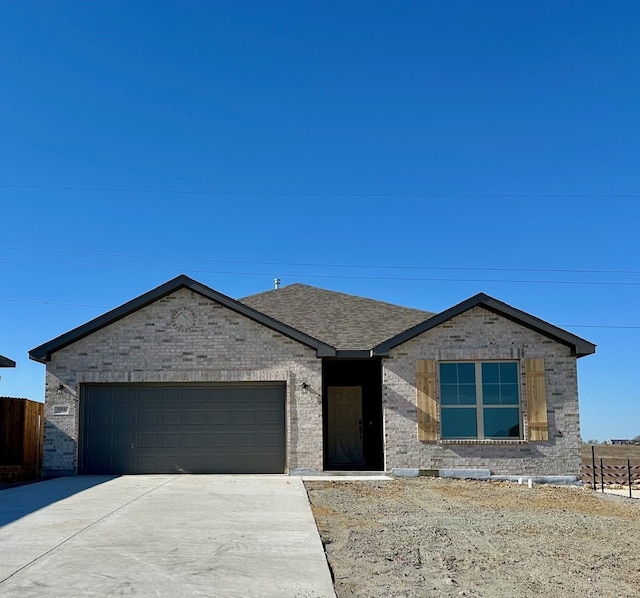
(383, 306, 581, 475)
(42, 286, 585, 477)
(43, 288, 322, 475)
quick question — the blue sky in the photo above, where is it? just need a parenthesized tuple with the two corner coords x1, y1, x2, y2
(1, 2, 639, 442)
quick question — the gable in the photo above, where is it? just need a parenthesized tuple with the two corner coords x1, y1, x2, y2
(45, 287, 321, 371)
(373, 293, 595, 358)
(29, 275, 335, 362)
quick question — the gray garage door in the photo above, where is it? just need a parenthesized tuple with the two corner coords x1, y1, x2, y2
(80, 384, 286, 474)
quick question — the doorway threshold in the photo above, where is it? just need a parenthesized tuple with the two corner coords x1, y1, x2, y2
(293, 470, 391, 481)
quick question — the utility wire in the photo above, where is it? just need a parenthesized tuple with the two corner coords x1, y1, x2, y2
(3, 256, 640, 285)
(1, 247, 640, 277)
(0, 183, 638, 198)
(0, 298, 638, 329)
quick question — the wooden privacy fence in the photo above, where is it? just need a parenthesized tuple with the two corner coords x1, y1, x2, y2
(0, 397, 45, 482)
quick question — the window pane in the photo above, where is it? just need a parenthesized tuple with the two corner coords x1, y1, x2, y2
(501, 384, 519, 405)
(500, 362, 518, 384)
(440, 385, 458, 405)
(439, 363, 458, 384)
(483, 408, 520, 438)
(482, 383, 501, 405)
(441, 408, 477, 439)
(457, 363, 476, 384)
(481, 363, 499, 383)
(458, 384, 477, 405)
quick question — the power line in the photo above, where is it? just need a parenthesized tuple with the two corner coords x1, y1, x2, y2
(1, 298, 638, 329)
(0, 183, 638, 198)
(0, 298, 108, 308)
(4, 256, 640, 286)
(1, 246, 640, 277)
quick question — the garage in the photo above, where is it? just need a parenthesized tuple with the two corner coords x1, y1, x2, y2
(79, 383, 286, 474)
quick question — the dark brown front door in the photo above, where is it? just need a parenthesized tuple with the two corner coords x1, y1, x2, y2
(327, 386, 364, 467)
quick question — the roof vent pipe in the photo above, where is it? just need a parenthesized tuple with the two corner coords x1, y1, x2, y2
(274, 278, 281, 290)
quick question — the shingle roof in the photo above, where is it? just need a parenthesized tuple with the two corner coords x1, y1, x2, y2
(29, 275, 595, 362)
(240, 283, 435, 351)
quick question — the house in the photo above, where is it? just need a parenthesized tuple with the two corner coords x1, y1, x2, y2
(0, 354, 16, 368)
(29, 275, 595, 477)
(0, 355, 45, 482)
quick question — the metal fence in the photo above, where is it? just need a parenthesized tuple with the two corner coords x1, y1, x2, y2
(581, 446, 640, 499)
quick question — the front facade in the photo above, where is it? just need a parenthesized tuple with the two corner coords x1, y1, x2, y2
(30, 276, 595, 477)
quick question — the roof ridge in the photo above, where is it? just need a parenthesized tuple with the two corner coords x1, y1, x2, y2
(241, 283, 434, 315)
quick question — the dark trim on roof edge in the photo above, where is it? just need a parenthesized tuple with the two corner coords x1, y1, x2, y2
(0, 355, 16, 367)
(29, 275, 336, 362)
(372, 293, 596, 358)
(332, 350, 374, 359)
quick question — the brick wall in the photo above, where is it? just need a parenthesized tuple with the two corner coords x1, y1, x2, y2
(383, 306, 582, 476)
(43, 288, 322, 475)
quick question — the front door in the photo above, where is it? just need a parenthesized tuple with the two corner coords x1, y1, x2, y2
(327, 386, 364, 467)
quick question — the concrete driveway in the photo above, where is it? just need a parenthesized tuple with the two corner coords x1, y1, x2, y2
(0, 475, 335, 597)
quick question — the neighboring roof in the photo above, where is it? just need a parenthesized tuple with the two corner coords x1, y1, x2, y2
(29, 275, 336, 363)
(0, 355, 16, 368)
(241, 284, 435, 351)
(373, 293, 596, 358)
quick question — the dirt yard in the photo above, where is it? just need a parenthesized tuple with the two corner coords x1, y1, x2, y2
(306, 478, 640, 598)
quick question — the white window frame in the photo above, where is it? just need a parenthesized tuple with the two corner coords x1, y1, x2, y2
(439, 360, 522, 440)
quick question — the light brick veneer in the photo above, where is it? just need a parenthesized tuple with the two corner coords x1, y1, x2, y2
(382, 306, 582, 476)
(43, 288, 322, 475)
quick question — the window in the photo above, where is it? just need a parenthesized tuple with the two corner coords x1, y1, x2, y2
(439, 362, 521, 440)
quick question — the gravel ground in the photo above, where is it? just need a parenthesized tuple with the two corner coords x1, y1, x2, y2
(305, 478, 640, 598)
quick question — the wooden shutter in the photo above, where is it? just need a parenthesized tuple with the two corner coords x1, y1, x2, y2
(525, 358, 549, 441)
(416, 359, 438, 441)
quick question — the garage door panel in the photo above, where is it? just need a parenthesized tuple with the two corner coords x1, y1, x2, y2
(208, 432, 232, 447)
(158, 455, 182, 470)
(161, 410, 182, 425)
(234, 432, 257, 447)
(136, 433, 158, 448)
(88, 387, 111, 405)
(185, 432, 207, 448)
(137, 410, 158, 425)
(161, 433, 182, 448)
(208, 388, 231, 402)
(135, 455, 159, 471)
(85, 399, 112, 424)
(160, 389, 182, 403)
(85, 431, 111, 450)
(113, 410, 134, 426)
(113, 389, 134, 404)
(186, 410, 207, 425)
(112, 431, 131, 449)
(185, 388, 207, 402)
(256, 408, 282, 425)
(234, 409, 257, 425)
(81, 384, 285, 474)
(258, 431, 284, 447)
(207, 410, 231, 425)
(137, 389, 158, 403)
